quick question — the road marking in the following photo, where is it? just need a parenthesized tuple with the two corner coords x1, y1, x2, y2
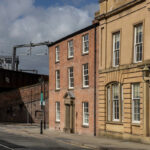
(0, 143, 14, 150)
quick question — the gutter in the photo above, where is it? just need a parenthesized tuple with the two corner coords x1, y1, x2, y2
(94, 25, 97, 136)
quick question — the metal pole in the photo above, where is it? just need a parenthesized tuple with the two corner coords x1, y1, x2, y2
(40, 120, 43, 134)
(43, 80, 46, 129)
(12, 47, 16, 71)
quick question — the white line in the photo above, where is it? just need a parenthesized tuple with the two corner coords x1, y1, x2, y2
(0, 143, 14, 150)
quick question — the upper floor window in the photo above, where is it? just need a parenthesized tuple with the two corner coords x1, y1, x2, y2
(55, 46, 60, 62)
(68, 40, 74, 58)
(113, 32, 120, 67)
(83, 102, 89, 126)
(107, 83, 123, 122)
(82, 34, 89, 54)
(56, 70, 60, 90)
(68, 67, 74, 89)
(83, 63, 89, 88)
(132, 83, 140, 123)
(56, 102, 60, 122)
(134, 24, 143, 63)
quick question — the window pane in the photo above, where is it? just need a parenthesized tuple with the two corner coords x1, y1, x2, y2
(56, 46, 60, 62)
(83, 64, 89, 87)
(132, 83, 140, 122)
(83, 102, 89, 125)
(107, 87, 111, 121)
(56, 102, 60, 122)
(112, 84, 119, 120)
(56, 70, 60, 89)
(69, 67, 74, 88)
(68, 40, 74, 58)
(134, 24, 143, 62)
(83, 34, 89, 53)
(113, 32, 120, 66)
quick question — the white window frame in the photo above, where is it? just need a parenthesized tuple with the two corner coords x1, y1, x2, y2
(121, 85, 124, 122)
(134, 24, 143, 63)
(56, 102, 60, 122)
(68, 40, 74, 58)
(83, 102, 89, 126)
(56, 70, 60, 90)
(107, 86, 111, 121)
(112, 84, 120, 121)
(113, 32, 120, 67)
(132, 83, 140, 124)
(68, 67, 74, 89)
(82, 34, 89, 54)
(83, 63, 89, 88)
(55, 46, 60, 62)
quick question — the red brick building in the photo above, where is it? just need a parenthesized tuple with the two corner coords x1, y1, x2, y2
(48, 23, 99, 135)
(0, 82, 49, 124)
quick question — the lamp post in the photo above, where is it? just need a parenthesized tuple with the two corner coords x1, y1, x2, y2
(39, 76, 46, 134)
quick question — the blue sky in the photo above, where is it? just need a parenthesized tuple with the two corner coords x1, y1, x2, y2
(0, 0, 99, 74)
(34, 0, 99, 8)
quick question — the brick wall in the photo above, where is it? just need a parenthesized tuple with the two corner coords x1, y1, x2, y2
(49, 24, 99, 135)
(0, 82, 49, 124)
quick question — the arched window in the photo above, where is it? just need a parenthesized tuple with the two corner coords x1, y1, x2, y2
(106, 82, 123, 122)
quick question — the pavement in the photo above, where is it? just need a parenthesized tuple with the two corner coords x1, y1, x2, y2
(0, 123, 150, 150)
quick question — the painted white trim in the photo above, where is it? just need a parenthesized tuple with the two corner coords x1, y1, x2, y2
(83, 102, 89, 126)
(82, 34, 89, 54)
(82, 64, 89, 88)
(132, 83, 140, 123)
(134, 24, 143, 63)
(68, 40, 74, 58)
(68, 67, 74, 89)
(56, 102, 60, 122)
(56, 70, 60, 90)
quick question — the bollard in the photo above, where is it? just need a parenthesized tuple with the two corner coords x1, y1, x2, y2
(40, 120, 43, 134)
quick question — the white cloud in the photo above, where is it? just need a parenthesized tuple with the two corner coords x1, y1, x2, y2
(0, 0, 98, 74)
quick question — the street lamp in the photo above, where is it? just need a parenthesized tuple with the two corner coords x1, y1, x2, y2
(142, 65, 150, 82)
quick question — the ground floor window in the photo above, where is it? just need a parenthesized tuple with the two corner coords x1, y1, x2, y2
(132, 83, 140, 123)
(83, 102, 89, 126)
(56, 102, 60, 122)
(107, 83, 123, 122)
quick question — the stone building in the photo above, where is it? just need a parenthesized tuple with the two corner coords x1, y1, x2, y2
(95, 0, 150, 139)
(48, 23, 99, 135)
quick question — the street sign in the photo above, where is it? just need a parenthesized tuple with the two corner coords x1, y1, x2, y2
(40, 92, 45, 106)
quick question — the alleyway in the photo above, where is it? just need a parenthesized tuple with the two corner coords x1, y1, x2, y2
(0, 123, 150, 150)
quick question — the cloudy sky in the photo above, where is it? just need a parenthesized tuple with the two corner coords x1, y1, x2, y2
(0, 0, 99, 75)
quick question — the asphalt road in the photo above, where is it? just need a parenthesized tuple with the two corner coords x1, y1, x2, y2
(0, 130, 92, 150)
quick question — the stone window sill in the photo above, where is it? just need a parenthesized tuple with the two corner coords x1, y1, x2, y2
(106, 121, 123, 125)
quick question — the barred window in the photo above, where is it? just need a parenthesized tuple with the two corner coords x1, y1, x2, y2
(134, 24, 143, 63)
